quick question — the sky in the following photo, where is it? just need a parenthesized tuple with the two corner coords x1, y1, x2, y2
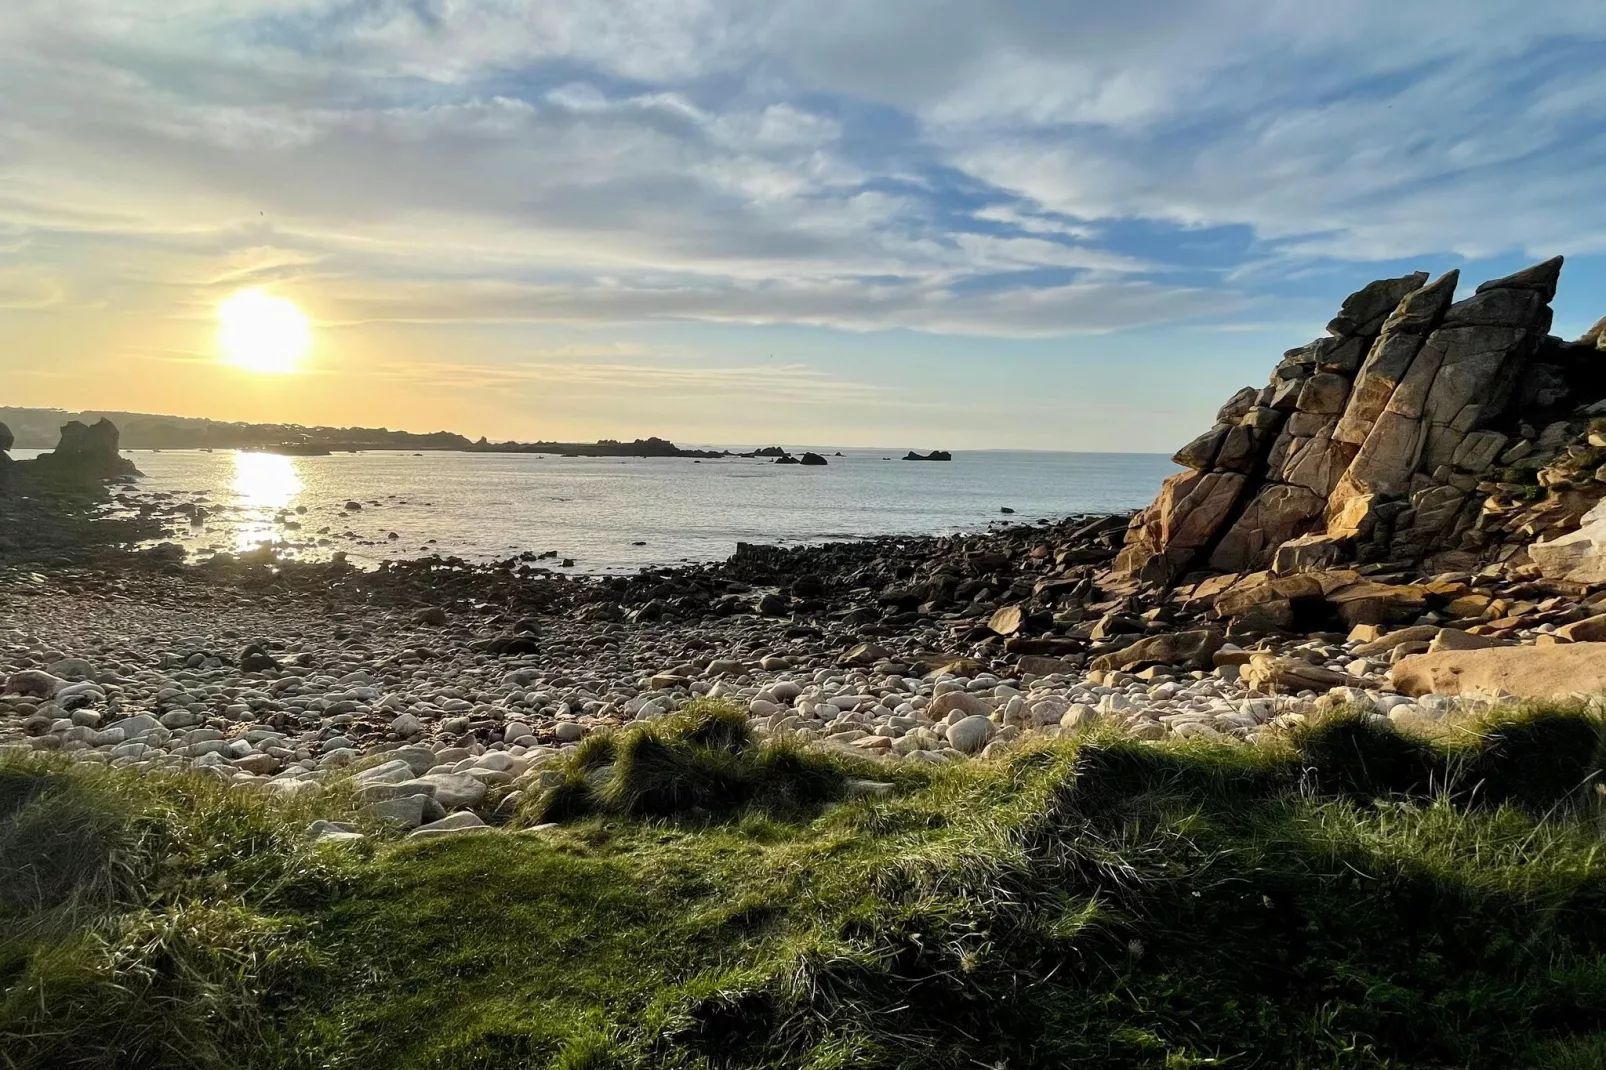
(3, 1, 1606, 451)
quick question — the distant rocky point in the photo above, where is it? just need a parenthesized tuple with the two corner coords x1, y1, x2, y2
(12, 418, 141, 484)
(0, 408, 728, 459)
(904, 450, 953, 461)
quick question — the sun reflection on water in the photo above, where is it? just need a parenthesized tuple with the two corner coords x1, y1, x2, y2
(231, 451, 302, 551)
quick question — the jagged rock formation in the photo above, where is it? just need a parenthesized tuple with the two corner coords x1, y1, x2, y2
(1115, 257, 1606, 586)
(19, 418, 141, 482)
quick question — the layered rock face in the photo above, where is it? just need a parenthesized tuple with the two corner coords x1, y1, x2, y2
(1116, 258, 1606, 585)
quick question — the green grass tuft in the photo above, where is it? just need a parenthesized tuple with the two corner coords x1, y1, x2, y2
(527, 699, 846, 825)
(10, 703, 1606, 1067)
(605, 730, 752, 818)
(676, 697, 755, 752)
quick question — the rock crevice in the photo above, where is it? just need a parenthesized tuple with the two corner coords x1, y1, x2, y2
(1117, 257, 1606, 585)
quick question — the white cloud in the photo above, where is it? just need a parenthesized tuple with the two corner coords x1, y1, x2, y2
(1, 0, 1604, 352)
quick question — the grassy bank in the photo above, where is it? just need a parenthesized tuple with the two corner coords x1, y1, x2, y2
(6, 704, 1606, 1068)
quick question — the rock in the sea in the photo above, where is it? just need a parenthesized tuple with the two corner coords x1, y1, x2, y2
(799, 452, 828, 466)
(1390, 643, 1606, 700)
(22, 418, 141, 481)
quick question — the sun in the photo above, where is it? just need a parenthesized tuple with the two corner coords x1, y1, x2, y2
(217, 289, 310, 373)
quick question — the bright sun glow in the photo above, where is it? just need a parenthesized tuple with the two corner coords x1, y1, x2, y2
(217, 288, 310, 373)
(231, 451, 302, 552)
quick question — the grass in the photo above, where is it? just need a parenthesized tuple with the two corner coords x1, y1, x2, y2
(526, 699, 852, 823)
(6, 702, 1606, 1067)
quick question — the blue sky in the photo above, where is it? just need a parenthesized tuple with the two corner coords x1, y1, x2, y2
(2, 1, 1605, 450)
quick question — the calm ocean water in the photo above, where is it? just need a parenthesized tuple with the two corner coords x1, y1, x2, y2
(13, 448, 1176, 572)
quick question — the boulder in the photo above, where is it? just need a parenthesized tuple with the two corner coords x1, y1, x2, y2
(945, 715, 994, 754)
(1243, 654, 1359, 694)
(930, 691, 992, 719)
(1015, 655, 1081, 676)
(23, 418, 141, 481)
(1271, 533, 1347, 575)
(1555, 614, 1606, 643)
(1115, 259, 1580, 582)
(1089, 630, 1226, 673)
(1529, 499, 1606, 585)
(1426, 628, 1499, 653)
(1390, 642, 1606, 700)
(987, 605, 1026, 636)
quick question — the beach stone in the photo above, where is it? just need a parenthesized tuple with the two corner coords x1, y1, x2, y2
(408, 812, 489, 839)
(306, 820, 365, 844)
(553, 722, 585, 743)
(417, 771, 489, 809)
(352, 759, 414, 786)
(391, 746, 440, 776)
(929, 691, 991, 719)
(5, 670, 63, 699)
(46, 658, 96, 682)
(390, 712, 424, 738)
(367, 794, 435, 828)
(1089, 630, 1225, 673)
(1060, 704, 1095, 730)
(945, 715, 994, 755)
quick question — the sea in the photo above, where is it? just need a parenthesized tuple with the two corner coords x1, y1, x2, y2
(10, 448, 1177, 573)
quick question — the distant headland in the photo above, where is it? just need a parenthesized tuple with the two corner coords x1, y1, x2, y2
(0, 407, 723, 459)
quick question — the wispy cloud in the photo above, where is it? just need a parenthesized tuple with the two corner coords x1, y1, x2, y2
(4, 1, 1606, 448)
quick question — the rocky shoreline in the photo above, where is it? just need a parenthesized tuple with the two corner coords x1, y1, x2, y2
(3, 501, 1598, 835)
(8, 257, 1606, 835)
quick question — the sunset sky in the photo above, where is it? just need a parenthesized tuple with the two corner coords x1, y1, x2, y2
(3, 2, 1605, 450)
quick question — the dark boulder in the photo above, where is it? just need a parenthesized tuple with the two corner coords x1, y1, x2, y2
(22, 419, 141, 481)
(799, 452, 828, 466)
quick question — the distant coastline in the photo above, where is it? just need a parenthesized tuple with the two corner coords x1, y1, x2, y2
(1, 406, 727, 459)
